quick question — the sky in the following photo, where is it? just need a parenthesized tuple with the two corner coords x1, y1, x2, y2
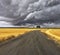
(0, 0, 60, 27)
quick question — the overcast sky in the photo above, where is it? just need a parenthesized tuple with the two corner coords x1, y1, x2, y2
(0, 0, 60, 27)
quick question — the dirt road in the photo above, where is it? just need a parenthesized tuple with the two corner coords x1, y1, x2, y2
(0, 30, 60, 55)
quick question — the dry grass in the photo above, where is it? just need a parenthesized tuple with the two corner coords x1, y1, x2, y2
(0, 28, 60, 45)
(0, 28, 39, 41)
(45, 29, 60, 44)
(47, 29, 60, 37)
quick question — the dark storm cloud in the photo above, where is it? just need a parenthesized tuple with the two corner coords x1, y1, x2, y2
(0, 0, 60, 27)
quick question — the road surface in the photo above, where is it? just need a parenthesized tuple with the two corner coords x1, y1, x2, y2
(0, 30, 60, 55)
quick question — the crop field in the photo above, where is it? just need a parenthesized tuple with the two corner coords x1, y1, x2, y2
(46, 29, 60, 37)
(0, 29, 60, 55)
(45, 29, 60, 44)
(0, 28, 40, 41)
(0, 28, 60, 45)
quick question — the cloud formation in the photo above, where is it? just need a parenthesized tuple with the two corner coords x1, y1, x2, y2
(0, 0, 60, 27)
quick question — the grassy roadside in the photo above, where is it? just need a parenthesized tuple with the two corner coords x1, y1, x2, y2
(0, 28, 60, 45)
(45, 29, 60, 47)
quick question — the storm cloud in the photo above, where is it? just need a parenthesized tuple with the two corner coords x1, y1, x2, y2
(0, 0, 60, 27)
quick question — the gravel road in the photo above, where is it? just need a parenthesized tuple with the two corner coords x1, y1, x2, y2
(0, 30, 60, 55)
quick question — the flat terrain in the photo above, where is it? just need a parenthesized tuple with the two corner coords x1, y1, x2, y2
(45, 29, 60, 44)
(0, 28, 48, 41)
(0, 30, 60, 55)
(0, 28, 37, 40)
(0, 28, 60, 45)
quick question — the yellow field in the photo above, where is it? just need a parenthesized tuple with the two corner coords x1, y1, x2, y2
(45, 29, 60, 44)
(0, 28, 60, 44)
(46, 29, 60, 37)
(0, 28, 40, 41)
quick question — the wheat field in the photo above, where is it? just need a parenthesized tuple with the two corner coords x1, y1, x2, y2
(45, 29, 60, 44)
(0, 28, 60, 44)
